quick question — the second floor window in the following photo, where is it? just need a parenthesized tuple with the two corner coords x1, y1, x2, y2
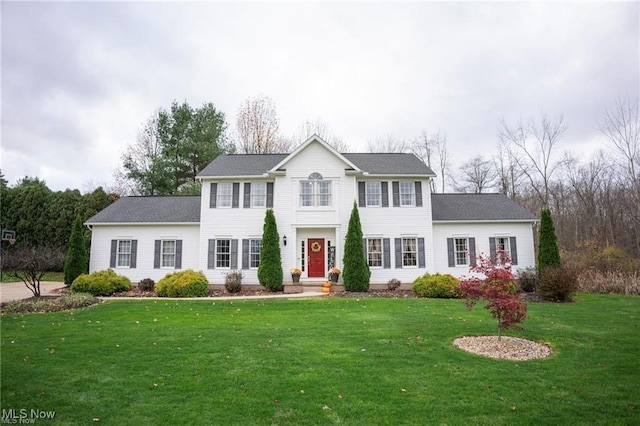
(251, 182, 266, 207)
(365, 182, 381, 206)
(217, 183, 233, 208)
(300, 173, 331, 207)
(399, 181, 415, 206)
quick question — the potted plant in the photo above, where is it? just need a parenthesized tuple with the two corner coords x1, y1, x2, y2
(328, 266, 340, 282)
(290, 267, 302, 283)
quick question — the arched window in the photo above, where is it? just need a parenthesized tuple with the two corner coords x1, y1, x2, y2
(300, 172, 331, 207)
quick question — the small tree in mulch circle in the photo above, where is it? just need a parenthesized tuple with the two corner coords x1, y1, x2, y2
(457, 252, 527, 339)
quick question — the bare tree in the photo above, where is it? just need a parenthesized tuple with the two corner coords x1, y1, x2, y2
(411, 130, 450, 193)
(494, 137, 526, 200)
(454, 155, 498, 193)
(434, 131, 450, 193)
(236, 95, 290, 154)
(2, 246, 66, 297)
(367, 134, 411, 153)
(287, 118, 350, 152)
(499, 113, 567, 207)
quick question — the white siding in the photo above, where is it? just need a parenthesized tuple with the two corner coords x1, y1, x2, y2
(89, 224, 200, 282)
(432, 221, 536, 277)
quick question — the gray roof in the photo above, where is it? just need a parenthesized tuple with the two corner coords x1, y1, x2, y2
(86, 196, 201, 224)
(431, 193, 537, 221)
(197, 152, 435, 177)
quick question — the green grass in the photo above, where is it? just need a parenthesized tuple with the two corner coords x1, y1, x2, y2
(1, 270, 64, 283)
(1, 294, 639, 425)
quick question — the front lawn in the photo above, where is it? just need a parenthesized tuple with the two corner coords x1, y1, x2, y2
(1, 295, 638, 424)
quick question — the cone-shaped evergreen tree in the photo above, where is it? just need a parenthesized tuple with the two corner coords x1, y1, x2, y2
(538, 207, 561, 275)
(343, 202, 370, 291)
(258, 209, 283, 291)
(64, 215, 88, 285)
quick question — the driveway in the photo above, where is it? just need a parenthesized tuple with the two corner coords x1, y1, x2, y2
(0, 282, 66, 303)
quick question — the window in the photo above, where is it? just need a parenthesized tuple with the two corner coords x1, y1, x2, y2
(495, 236, 511, 264)
(217, 183, 233, 207)
(251, 182, 266, 207)
(117, 240, 131, 268)
(367, 238, 383, 267)
(402, 238, 417, 267)
(365, 182, 381, 206)
(161, 240, 176, 268)
(216, 239, 231, 268)
(455, 238, 469, 266)
(399, 181, 415, 206)
(250, 239, 262, 268)
(300, 173, 331, 207)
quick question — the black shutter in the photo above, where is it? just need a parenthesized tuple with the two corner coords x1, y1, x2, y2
(415, 182, 423, 207)
(208, 239, 215, 269)
(358, 182, 366, 207)
(210, 183, 217, 208)
(395, 238, 402, 268)
(381, 182, 389, 207)
(110, 240, 117, 268)
(447, 238, 455, 267)
(363, 239, 367, 263)
(243, 183, 251, 208)
(175, 240, 182, 269)
(230, 239, 238, 269)
(154, 240, 161, 269)
(489, 237, 497, 264)
(232, 183, 240, 208)
(510, 237, 518, 265)
(469, 238, 477, 265)
(242, 239, 250, 270)
(266, 182, 274, 208)
(418, 237, 425, 268)
(383, 238, 391, 268)
(392, 182, 400, 207)
(130, 240, 138, 269)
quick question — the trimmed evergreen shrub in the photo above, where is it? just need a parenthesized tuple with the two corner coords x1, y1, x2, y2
(538, 208, 561, 275)
(64, 215, 88, 285)
(138, 278, 155, 292)
(343, 202, 371, 291)
(387, 278, 401, 291)
(538, 266, 578, 302)
(517, 267, 538, 293)
(225, 270, 243, 293)
(258, 209, 283, 291)
(412, 273, 459, 298)
(156, 270, 208, 297)
(71, 269, 132, 296)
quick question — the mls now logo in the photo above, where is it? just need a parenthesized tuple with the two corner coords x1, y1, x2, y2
(1, 409, 56, 424)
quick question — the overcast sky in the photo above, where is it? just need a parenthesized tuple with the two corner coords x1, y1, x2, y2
(2, 1, 638, 192)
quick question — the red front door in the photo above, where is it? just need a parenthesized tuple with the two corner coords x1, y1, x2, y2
(308, 238, 325, 278)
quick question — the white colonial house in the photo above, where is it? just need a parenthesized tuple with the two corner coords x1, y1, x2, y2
(86, 136, 537, 286)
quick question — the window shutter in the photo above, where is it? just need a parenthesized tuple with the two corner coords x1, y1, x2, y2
(130, 240, 138, 269)
(242, 239, 249, 270)
(418, 237, 425, 268)
(175, 240, 183, 269)
(381, 182, 389, 207)
(392, 181, 400, 207)
(154, 240, 161, 269)
(208, 239, 215, 269)
(415, 182, 423, 207)
(358, 182, 366, 207)
(362, 239, 367, 261)
(469, 238, 477, 265)
(395, 238, 402, 268)
(110, 240, 117, 268)
(266, 182, 274, 208)
(447, 238, 455, 267)
(230, 239, 238, 269)
(243, 183, 251, 208)
(510, 237, 518, 265)
(489, 237, 496, 264)
(210, 183, 217, 208)
(232, 183, 240, 208)
(383, 238, 391, 268)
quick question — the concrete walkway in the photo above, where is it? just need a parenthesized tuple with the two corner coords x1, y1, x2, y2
(0, 281, 67, 303)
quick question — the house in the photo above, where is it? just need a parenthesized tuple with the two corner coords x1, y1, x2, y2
(86, 136, 537, 286)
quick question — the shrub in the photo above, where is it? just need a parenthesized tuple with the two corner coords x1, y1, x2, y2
(225, 270, 243, 294)
(387, 278, 401, 291)
(538, 266, 578, 302)
(517, 267, 538, 292)
(1, 293, 99, 314)
(64, 215, 88, 285)
(538, 208, 561, 275)
(343, 202, 371, 292)
(71, 269, 132, 296)
(412, 273, 459, 298)
(138, 278, 155, 292)
(156, 270, 208, 297)
(258, 209, 283, 291)
(577, 270, 640, 295)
